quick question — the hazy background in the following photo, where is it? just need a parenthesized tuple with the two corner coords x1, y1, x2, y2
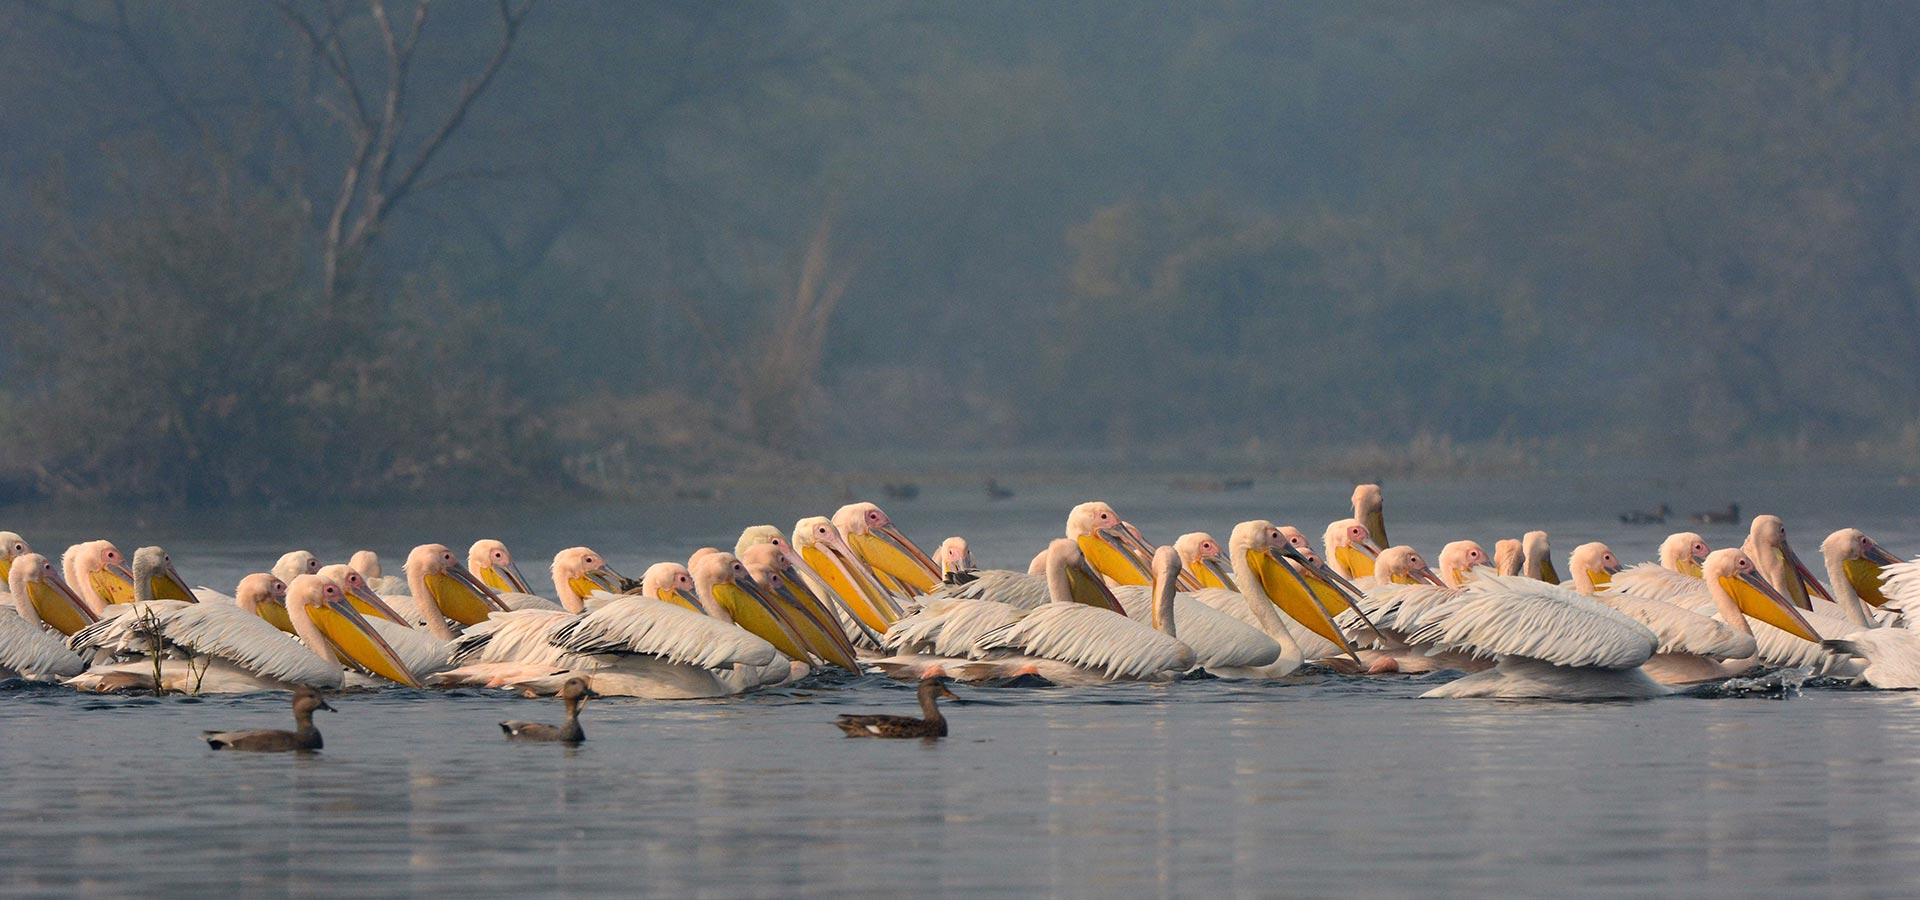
(4, 1, 1918, 505)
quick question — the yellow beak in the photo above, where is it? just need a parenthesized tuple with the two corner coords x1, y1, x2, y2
(1334, 544, 1376, 579)
(151, 564, 196, 603)
(1248, 548, 1357, 662)
(92, 564, 137, 606)
(27, 578, 100, 636)
(714, 576, 812, 663)
(1846, 544, 1902, 607)
(480, 560, 533, 594)
(426, 565, 510, 626)
(310, 598, 422, 688)
(1723, 570, 1820, 643)
(1075, 529, 1152, 587)
(847, 525, 941, 594)
(1064, 558, 1127, 614)
(1191, 555, 1237, 591)
(256, 598, 296, 634)
(767, 571, 861, 671)
(346, 582, 409, 624)
(801, 542, 899, 630)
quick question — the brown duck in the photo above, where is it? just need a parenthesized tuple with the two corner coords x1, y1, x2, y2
(204, 686, 334, 752)
(501, 676, 597, 743)
(835, 677, 958, 738)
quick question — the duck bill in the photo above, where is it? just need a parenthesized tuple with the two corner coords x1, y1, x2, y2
(1783, 543, 1834, 605)
(1249, 548, 1359, 662)
(28, 577, 100, 635)
(1726, 570, 1821, 643)
(152, 564, 197, 603)
(1076, 528, 1153, 586)
(93, 563, 137, 606)
(346, 581, 409, 624)
(482, 560, 534, 595)
(1195, 555, 1238, 592)
(1064, 558, 1127, 614)
(715, 576, 812, 663)
(1846, 544, 1902, 607)
(312, 598, 422, 687)
(427, 564, 510, 625)
(1334, 544, 1377, 579)
(801, 541, 899, 631)
(849, 525, 941, 594)
(769, 572, 861, 670)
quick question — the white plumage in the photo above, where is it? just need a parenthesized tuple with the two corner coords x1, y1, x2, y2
(929, 570, 1051, 609)
(550, 597, 780, 671)
(1409, 575, 1657, 670)
(1824, 630, 1920, 689)
(975, 602, 1195, 681)
(0, 608, 87, 679)
(1608, 563, 1704, 604)
(1881, 559, 1920, 613)
(66, 600, 342, 689)
(1590, 592, 1757, 660)
(1110, 585, 1279, 669)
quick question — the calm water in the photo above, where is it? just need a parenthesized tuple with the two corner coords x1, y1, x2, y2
(5, 469, 1920, 898)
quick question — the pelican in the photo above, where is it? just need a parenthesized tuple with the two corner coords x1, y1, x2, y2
(63, 541, 134, 612)
(0, 531, 30, 600)
(739, 543, 862, 670)
(0, 553, 92, 679)
(1608, 533, 1712, 603)
(1406, 570, 1665, 699)
(1436, 541, 1491, 588)
(791, 516, 903, 635)
(1494, 539, 1522, 576)
(1188, 520, 1378, 676)
(932, 537, 978, 585)
(272, 550, 322, 586)
(1323, 519, 1381, 579)
(1172, 533, 1237, 591)
(537, 554, 802, 698)
(1575, 544, 1799, 684)
(349, 550, 408, 595)
(877, 540, 1193, 684)
(1814, 529, 1902, 628)
(740, 524, 885, 647)
(1742, 515, 1831, 611)
(1519, 531, 1559, 583)
(1815, 531, 1920, 688)
(1352, 483, 1388, 547)
(834, 502, 943, 596)
(1107, 547, 1281, 675)
(1338, 546, 1489, 674)
(381, 544, 514, 638)
(469, 539, 536, 595)
(1063, 501, 1155, 586)
(68, 572, 420, 692)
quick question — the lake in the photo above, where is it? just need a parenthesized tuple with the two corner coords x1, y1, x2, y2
(4, 468, 1920, 898)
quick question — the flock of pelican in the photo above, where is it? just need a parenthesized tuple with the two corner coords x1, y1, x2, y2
(6, 486, 1920, 710)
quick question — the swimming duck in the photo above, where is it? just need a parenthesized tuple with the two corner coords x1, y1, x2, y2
(203, 686, 334, 752)
(500, 676, 597, 743)
(834, 675, 958, 738)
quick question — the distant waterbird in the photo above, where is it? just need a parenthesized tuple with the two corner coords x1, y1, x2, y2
(203, 685, 334, 752)
(835, 675, 959, 738)
(501, 676, 597, 743)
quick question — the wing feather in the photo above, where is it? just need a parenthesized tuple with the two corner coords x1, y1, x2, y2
(975, 603, 1195, 680)
(1110, 586, 1279, 668)
(0, 609, 88, 677)
(1406, 575, 1656, 669)
(550, 597, 779, 670)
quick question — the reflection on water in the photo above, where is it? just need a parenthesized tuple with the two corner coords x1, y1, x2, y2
(6, 472, 1920, 896)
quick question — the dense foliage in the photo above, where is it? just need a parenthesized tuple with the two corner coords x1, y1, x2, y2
(2, 2, 1917, 502)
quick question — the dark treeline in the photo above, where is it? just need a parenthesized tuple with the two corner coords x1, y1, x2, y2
(3, 1, 1918, 504)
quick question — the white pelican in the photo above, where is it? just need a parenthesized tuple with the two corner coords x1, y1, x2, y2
(1338, 546, 1488, 674)
(0, 553, 91, 679)
(1406, 571, 1665, 700)
(1575, 544, 1796, 684)
(63, 541, 135, 612)
(1813, 529, 1902, 628)
(68, 572, 420, 691)
(1063, 501, 1155, 586)
(1436, 541, 1490, 588)
(1494, 539, 1522, 576)
(272, 550, 322, 586)
(1108, 547, 1281, 675)
(791, 516, 903, 635)
(740, 523, 886, 647)
(1742, 515, 1831, 611)
(469, 539, 536, 595)
(1816, 531, 1920, 688)
(877, 540, 1193, 684)
(1188, 520, 1377, 675)
(381, 544, 514, 638)
(834, 502, 943, 596)
(1172, 533, 1237, 591)
(932, 537, 977, 585)
(1323, 519, 1381, 579)
(540, 555, 801, 697)
(739, 543, 862, 670)
(1608, 533, 1712, 603)
(349, 550, 408, 595)
(1352, 483, 1388, 548)
(0, 531, 30, 598)
(1519, 531, 1559, 583)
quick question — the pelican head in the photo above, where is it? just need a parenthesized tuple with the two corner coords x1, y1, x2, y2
(348, 550, 382, 580)
(1351, 483, 1387, 547)
(273, 550, 322, 585)
(1658, 532, 1711, 576)
(690, 550, 812, 660)
(1065, 501, 1154, 585)
(1374, 546, 1442, 586)
(933, 537, 977, 580)
(0, 532, 29, 582)
(1227, 520, 1362, 660)
(834, 502, 941, 591)
(550, 547, 627, 614)
(65, 540, 134, 611)
(1494, 539, 1523, 576)
(130, 546, 196, 603)
(1521, 531, 1558, 584)
(1173, 532, 1236, 590)
(736, 525, 789, 557)
(1323, 518, 1381, 579)
(1568, 542, 1623, 595)
(1742, 515, 1830, 609)
(792, 515, 901, 632)
(469, 540, 533, 595)
(405, 543, 508, 626)
(7, 551, 97, 635)
(316, 563, 410, 624)
(638, 561, 703, 613)
(1702, 548, 1820, 643)
(285, 574, 421, 687)
(1823, 528, 1902, 608)
(1436, 541, 1489, 588)
(1042, 538, 1126, 613)
(231, 573, 288, 616)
